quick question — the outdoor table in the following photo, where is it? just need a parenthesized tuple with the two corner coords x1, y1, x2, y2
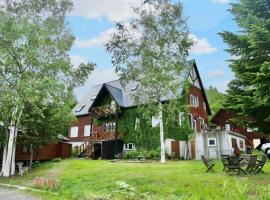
(225, 156, 247, 175)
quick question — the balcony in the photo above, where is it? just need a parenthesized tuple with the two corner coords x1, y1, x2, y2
(91, 105, 117, 118)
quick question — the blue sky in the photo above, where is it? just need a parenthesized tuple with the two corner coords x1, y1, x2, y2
(68, 0, 238, 101)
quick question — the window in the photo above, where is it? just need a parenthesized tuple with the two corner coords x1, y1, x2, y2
(231, 138, 237, 148)
(124, 143, 134, 150)
(199, 117, 205, 130)
(70, 127, 78, 138)
(179, 112, 184, 126)
(203, 102, 206, 110)
(239, 140, 244, 149)
(131, 85, 138, 91)
(84, 125, 92, 137)
(188, 114, 195, 129)
(75, 105, 85, 112)
(208, 138, 216, 146)
(103, 122, 116, 132)
(152, 116, 159, 127)
(190, 95, 199, 107)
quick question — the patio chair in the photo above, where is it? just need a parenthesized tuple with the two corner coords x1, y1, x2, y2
(253, 155, 267, 174)
(201, 155, 215, 173)
(226, 156, 247, 175)
(245, 155, 257, 174)
(221, 155, 229, 171)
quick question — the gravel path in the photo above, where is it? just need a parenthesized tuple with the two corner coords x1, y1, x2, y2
(0, 187, 38, 200)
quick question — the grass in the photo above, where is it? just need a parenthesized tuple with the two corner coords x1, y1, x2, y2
(0, 157, 270, 200)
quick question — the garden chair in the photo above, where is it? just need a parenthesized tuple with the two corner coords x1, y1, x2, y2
(245, 155, 257, 174)
(221, 155, 229, 171)
(201, 155, 215, 173)
(253, 155, 267, 174)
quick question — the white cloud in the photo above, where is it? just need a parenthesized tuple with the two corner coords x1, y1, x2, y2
(189, 34, 217, 55)
(74, 67, 119, 100)
(207, 69, 224, 78)
(70, 55, 88, 68)
(75, 28, 115, 48)
(71, 0, 142, 22)
(211, 0, 229, 3)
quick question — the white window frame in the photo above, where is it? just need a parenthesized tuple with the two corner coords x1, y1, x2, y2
(208, 138, 216, 147)
(238, 140, 244, 150)
(188, 113, 194, 129)
(84, 125, 92, 137)
(124, 143, 134, 151)
(190, 95, 199, 107)
(152, 116, 160, 127)
(70, 126, 78, 138)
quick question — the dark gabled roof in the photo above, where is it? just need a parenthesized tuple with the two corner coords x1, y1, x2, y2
(191, 60, 211, 115)
(73, 60, 211, 116)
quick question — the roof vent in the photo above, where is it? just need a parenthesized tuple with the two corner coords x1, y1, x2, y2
(91, 95, 97, 100)
(75, 105, 85, 112)
(131, 85, 138, 91)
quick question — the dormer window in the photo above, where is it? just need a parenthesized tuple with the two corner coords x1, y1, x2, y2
(91, 95, 97, 100)
(75, 105, 85, 112)
(131, 85, 138, 91)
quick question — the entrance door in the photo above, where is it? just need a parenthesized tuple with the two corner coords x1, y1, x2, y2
(171, 141, 180, 159)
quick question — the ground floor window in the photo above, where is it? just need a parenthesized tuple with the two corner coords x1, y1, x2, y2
(239, 140, 244, 149)
(208, 138, 216, 147)
(124, 143, 134, 150)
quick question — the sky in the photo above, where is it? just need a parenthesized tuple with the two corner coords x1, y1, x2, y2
(68, 0, 238, 101)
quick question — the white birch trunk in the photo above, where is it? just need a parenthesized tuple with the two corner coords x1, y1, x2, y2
(1, 142, 7, 176)
(158, 102, 166, 164)
(3, 125, 15, 177)
(11, 127, 18, 176)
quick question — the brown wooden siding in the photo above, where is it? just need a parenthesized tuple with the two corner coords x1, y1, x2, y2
(188, 85, 209, 132)
(1, 142, 72, 161)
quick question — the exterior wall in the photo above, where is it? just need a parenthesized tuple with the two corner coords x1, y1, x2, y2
(212, 109, 264, 148)
(69, 115, 92, 143)
(196, 130, 246, 160)
(0, 142, 72, 161)
(188, 85, 209, 132)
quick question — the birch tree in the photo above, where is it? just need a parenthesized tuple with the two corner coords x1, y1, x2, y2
(0, 0, 95, 177)
(106, 0, 192, 163)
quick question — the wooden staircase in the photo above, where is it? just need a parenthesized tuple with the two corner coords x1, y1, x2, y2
(76, 131, 116, 158)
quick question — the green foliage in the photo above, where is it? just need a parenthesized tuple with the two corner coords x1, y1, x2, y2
(0, 0, 95, 147)
(219, 0, 270, 134)
(205, 86, 226, 118)
(123, 149, 160, 160)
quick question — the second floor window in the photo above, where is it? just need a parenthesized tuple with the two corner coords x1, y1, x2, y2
(190, 95, 199, 107)
(103, 122, 116, 132)
(84, 125, 93, 136)
(70, 127, 78, 138)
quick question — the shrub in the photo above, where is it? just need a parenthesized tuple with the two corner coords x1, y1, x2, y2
(146, 149, 160, 160)
(123, 150, 140, 159)
(72, 147, 77, 157)
(32, 161, 41, 168)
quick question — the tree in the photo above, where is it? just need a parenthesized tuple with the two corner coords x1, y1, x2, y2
(219, 0, 270, 134)
(106, 0, 192, 163)
(205, 86, 225, 118)
(0, 0, 95, 177)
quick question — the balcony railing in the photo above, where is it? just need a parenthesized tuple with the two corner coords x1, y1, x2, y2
(91, 105, 117, 118)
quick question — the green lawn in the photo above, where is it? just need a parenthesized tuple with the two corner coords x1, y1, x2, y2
(1, 158, 270, 200)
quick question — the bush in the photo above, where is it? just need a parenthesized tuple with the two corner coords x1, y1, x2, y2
(123, 149, 160, 160)
(123, 150, 140, 160)
(147, 149, 160, 160)
(32, 161, 41, 168)
(51, 158, 62, 162)
(72, 147, 77, 157)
